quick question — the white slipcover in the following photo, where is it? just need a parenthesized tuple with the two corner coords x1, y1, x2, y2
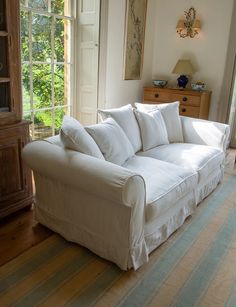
(98, 104, 142, 152)
(137, 143, 224, 184)
(123, 156, 198, 222)
(22, 115, 230, 270)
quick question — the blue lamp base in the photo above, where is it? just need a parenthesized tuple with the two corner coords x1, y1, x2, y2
(177, 75, 189, 88)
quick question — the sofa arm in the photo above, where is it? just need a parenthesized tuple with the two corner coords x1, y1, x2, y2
(23, 140, 148, 270)
(181, 116, 230, 151)
(22, 140, 144, 205)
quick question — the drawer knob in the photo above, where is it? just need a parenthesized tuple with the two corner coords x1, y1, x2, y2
(155, 93, 159, 98)
(182, 97, 188, 102)
(182, 108, 186, 112)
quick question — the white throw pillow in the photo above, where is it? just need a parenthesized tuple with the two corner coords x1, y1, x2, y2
(60, 116, 104, 159)
(135, 102, 159, 112)
(85, 118, 135, 165)
(98, 104, 142, 152)
(135, 101, 183, 143)
(134, 109, 169, 151)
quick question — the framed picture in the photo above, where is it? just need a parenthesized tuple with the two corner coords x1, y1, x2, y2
(123, 0, 147, 80)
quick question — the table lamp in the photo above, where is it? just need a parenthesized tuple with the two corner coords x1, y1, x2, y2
(172, 59, 195, 88)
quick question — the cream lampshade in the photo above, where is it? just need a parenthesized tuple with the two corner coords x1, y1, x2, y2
(172, 59, 195, 88)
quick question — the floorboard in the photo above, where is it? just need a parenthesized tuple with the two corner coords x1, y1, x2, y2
(0, 206, 53, 266)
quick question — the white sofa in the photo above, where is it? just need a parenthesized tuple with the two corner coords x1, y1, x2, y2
(22, 102, 230, 270)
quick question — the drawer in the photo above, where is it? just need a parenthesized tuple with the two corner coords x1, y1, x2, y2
(179, 105, 200, 118)
(171, 93, 201, 106)
(144, 90, 171, 103)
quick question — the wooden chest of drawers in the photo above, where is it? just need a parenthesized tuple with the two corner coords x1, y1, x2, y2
(143, 87, 212, 119)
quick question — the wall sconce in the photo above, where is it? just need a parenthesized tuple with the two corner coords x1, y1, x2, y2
(176, 7, 201, 38)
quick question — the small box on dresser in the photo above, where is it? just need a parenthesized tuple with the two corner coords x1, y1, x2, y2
(143, 87, 212, 119)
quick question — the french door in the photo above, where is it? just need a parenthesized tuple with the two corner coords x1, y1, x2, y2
(228, 55, 236, 147)
(76, 0, 101, 126)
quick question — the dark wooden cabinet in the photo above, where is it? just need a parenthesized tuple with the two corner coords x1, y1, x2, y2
(0, 0, 33, 218)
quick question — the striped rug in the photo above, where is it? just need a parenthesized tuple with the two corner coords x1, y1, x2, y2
(1, 171, 236, 307)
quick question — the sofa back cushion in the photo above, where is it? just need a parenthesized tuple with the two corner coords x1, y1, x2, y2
(85, 118, 134, 165)
(98, 104, 142, 152)
(135, 101, 184, 143)
(134, 109, 169, 151)
(60, 116, 104, 159)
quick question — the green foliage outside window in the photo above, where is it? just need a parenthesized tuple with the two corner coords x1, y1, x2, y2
(21, 0, 69, 136)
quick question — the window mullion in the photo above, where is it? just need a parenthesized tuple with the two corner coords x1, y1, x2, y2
(48, 0, 52, 13)
(51, 15, 55, 135)
(29, 10, 34, 139)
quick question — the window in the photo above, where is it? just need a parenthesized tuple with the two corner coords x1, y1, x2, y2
(20, 0, 73, 139)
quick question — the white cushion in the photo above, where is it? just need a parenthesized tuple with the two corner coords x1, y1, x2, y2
(85, 118, 134, 165)
(134, 109, 169, 151)
(135, 102, 184, 143)
(60, 116, 104, 159)
(98, 104, 142, 152)
(123, 155, 198, 222)
(137, 143, 224, 184)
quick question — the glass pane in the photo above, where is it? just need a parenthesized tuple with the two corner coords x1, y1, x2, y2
(23, 111, 31, 121)
(54, 106, 67, 134)
(32, 64, 52, 109)
(54, 64, 69, 106)
(0, 1, 6, 31)
(28, 0, 48, 11)
(32, 14, 52, 61)
(0, 37, 8, 77)
(20, 0, 26, 6)
(55, 18, 70, 62)
(21, 11, 30, 61)
(0, 83, 10, 112)
(51, 0, 71, 16)
(22, 64, 31, 112)
(34, 109, 53, 139)
(23, 112, 33, 139)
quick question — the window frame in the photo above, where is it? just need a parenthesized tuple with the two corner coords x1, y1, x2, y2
(20, 0, 76, 139)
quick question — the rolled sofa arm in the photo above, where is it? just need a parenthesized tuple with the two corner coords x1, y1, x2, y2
(181, 116, 230, 151)
(22, 140, 147, 270)
(23, 140, 144, 205)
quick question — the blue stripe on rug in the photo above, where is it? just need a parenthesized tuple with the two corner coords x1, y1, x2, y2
(68, 265, 122, 307)
(171, 205, 236, 307)
(14, 251, 94, 307)
(0, 239, 69, 294)
(118, 176, 236, 307)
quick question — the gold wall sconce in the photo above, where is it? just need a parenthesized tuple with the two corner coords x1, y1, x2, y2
(176, 7, 201, 38)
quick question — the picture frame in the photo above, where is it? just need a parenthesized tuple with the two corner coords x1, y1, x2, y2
(123, 0, 147, 80)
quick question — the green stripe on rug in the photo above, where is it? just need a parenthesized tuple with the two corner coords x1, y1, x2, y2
(0, 239, 68, 294)
(13, 251, 94, 307)
(118, 176, 236, 307)
(171, 205, 236, 307)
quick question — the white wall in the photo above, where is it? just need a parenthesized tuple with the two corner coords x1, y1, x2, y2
(152, 0, 234, 120)
(104, 0, 156, 108)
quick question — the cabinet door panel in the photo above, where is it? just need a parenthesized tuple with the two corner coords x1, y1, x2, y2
(0, 138, 23, 198)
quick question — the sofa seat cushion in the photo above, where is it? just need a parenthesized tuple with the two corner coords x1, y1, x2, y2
(137, 143, 224, 184)
(123, 156, 198, 222)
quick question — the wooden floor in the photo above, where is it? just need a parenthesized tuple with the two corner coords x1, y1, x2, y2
(0, 149, 235, 268)
(0, 205, 52, 266)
